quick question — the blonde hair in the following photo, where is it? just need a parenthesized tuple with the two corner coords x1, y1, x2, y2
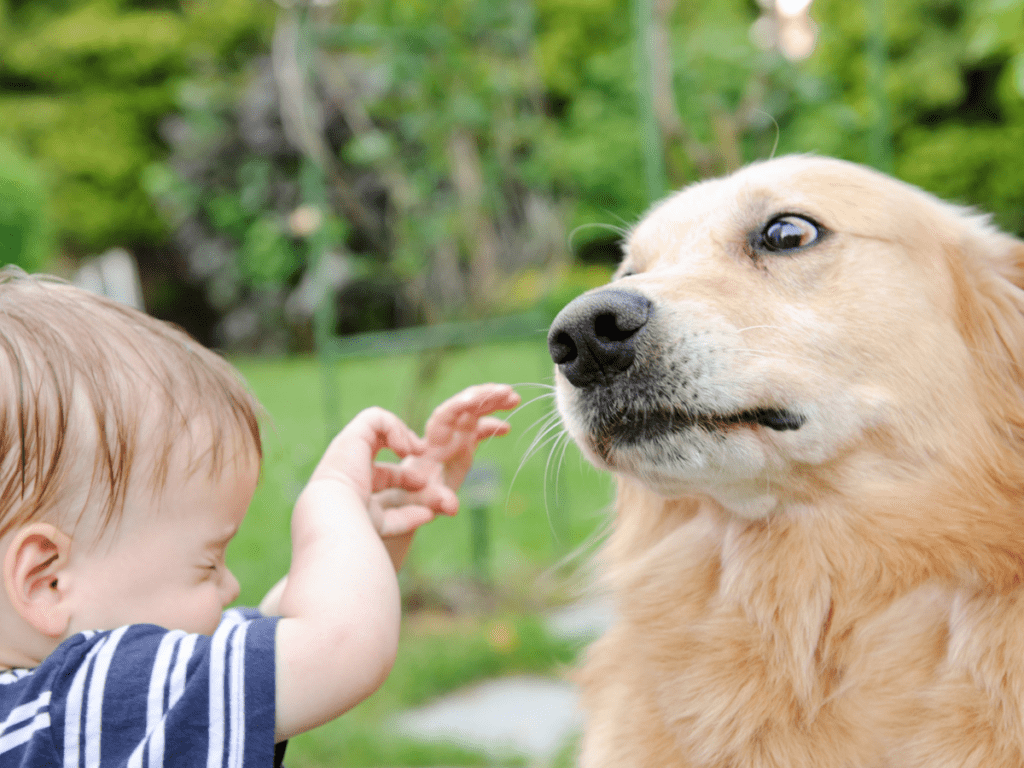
(0, 269, 262, 540)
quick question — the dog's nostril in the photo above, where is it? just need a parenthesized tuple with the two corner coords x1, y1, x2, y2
(595, 311, 639, 343)
(549, 331, 578, 365)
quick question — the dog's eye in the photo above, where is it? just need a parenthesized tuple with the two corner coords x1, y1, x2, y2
(760, 215, 820, 252)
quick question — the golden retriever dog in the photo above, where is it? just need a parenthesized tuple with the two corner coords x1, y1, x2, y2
(547, 155, 1024, 767)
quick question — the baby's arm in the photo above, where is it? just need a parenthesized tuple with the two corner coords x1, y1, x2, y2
(264, 385, 518, 740)
(271, 407, 435, 742)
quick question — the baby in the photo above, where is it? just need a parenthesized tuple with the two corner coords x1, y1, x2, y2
(0, 269, 520, 766)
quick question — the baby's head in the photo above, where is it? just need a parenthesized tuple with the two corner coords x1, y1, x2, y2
(0, 269, 264, 665)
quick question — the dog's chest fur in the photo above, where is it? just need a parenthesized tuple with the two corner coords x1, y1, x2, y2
(576, 488, 1024, 768)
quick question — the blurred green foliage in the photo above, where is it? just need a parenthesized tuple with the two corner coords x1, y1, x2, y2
(536, 0, 1024, 237)
(0, 0, 272, 254)
(800, 0, 1024, 233)
(0, 141, 50, 271)
(1, 0, 1023, 337)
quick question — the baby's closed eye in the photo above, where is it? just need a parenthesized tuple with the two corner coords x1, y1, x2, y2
(197, 561, 221, 580)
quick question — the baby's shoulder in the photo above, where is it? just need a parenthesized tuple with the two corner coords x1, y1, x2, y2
(0, 611, 279, 765)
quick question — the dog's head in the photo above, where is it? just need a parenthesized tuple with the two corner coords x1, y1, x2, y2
(549, 155, 1024, 520)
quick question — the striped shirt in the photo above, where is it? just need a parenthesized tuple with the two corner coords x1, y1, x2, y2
(0, 608, 280, 767)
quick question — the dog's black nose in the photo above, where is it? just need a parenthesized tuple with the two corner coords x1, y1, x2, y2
(548, 289, 651, 388)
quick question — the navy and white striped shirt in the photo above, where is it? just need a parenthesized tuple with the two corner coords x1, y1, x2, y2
(0, 608, 280, 767)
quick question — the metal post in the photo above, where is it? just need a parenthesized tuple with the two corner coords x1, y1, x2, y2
(632, 0, 667, 204)
(300, 159, 342, 440)
(286, 3, 342, 440)
(464, 463, 500, 585)
(866, 0, 892, 173)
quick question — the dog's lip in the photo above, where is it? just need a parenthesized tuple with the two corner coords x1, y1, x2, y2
(638, 405, 804, 433)
(724, 407, 805, 431)
(591, 405, 804, 454)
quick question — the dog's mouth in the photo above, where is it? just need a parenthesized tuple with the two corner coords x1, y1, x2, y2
(720, 407, 805, 431)
(589, 405, 804, 459)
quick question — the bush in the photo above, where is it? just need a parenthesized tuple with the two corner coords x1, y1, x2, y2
(0, 0, 272, 255)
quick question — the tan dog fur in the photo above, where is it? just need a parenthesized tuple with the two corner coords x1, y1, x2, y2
(551, 156, 1024, 767)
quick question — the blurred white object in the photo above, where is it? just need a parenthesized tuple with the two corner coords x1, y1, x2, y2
(775, 0, 812, 16)
(74, 248, 145, 310)
(751, 0, 817, 61)
(284, 250, 352, 323)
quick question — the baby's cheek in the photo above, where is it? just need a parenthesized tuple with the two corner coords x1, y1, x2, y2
(190, 585, 229, 635)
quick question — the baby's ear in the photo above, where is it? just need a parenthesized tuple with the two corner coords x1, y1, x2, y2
(3, 523, 73, 638)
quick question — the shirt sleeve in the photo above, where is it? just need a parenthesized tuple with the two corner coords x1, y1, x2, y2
(49, 608, 279, 768)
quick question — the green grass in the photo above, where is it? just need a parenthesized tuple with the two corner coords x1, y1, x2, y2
(227, 339, 615, 767)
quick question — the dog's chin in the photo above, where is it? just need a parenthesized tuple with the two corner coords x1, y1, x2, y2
(561, 405, 799, 513)
(579, 434, 785, 518)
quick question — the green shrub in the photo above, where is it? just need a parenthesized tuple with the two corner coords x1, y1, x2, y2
(0, 0, 272, 254)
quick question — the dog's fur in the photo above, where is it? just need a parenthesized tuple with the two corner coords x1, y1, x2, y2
(548, 155, 1024, 767)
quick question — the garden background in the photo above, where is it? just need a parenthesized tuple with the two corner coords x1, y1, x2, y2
(2, 0, 1024, 765)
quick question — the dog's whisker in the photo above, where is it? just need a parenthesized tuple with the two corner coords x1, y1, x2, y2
(506, 394, 573, 543)
(735, 324, 787, 333)
(530, 421, 569, 466)
(750, 108, 781, 161)
(508, 391, 557, 417)
(507, 407, 557, 436)
(504, 390, 558, 447)
(509, 381, 556, 392)
(515, 416, 564, 474)
(541, 440, 561, 544)
(542, 429, 575, 537)
(509, 396, 565, 483)
(552, 429, 575, 508)
(504, 390, 555, 422)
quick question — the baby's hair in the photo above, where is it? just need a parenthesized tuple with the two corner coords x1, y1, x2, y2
(0, 268, 262, 541)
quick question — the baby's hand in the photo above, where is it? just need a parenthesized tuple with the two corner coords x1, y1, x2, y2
(421, 383, 522, 492)
(367, 462, 458, 539)
(309, 406, 427, 507)
(261, 407, 443, 616)
(370, 384, 520, 540)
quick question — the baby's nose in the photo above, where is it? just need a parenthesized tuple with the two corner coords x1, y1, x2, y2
(222, 568, 241, 606)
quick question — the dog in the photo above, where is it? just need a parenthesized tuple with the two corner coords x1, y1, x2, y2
(547, 155, 1024, 767)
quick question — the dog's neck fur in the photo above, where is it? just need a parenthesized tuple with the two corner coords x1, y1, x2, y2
(584, 467, 1024, 766)
(606, 459, 1024, 618)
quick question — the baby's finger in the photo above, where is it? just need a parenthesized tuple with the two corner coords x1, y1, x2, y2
(312, 407, 425, 486)
(376, 482, 459, 517)
(426, 384, 520, 437)
(475, 417, 511, 441)
(455, 384, 520, 416)
(372, 462, 430, 494)
(377, 505, 437, 537)
(364, 408, 427, 458)
(350, 407, 427, 461)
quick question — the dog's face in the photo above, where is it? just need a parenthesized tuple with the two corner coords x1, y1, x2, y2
(549, 155, 1024, 519)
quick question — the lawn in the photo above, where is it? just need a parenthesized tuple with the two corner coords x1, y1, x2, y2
(228, 337, 615, 767)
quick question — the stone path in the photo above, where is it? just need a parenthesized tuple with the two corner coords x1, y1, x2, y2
(393, 596, 613, 765)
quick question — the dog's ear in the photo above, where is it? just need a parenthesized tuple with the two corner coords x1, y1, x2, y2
(1005, 239, 1024, 290)
(954, 223, 1024, 396)
(973, 222, 1024, 291)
